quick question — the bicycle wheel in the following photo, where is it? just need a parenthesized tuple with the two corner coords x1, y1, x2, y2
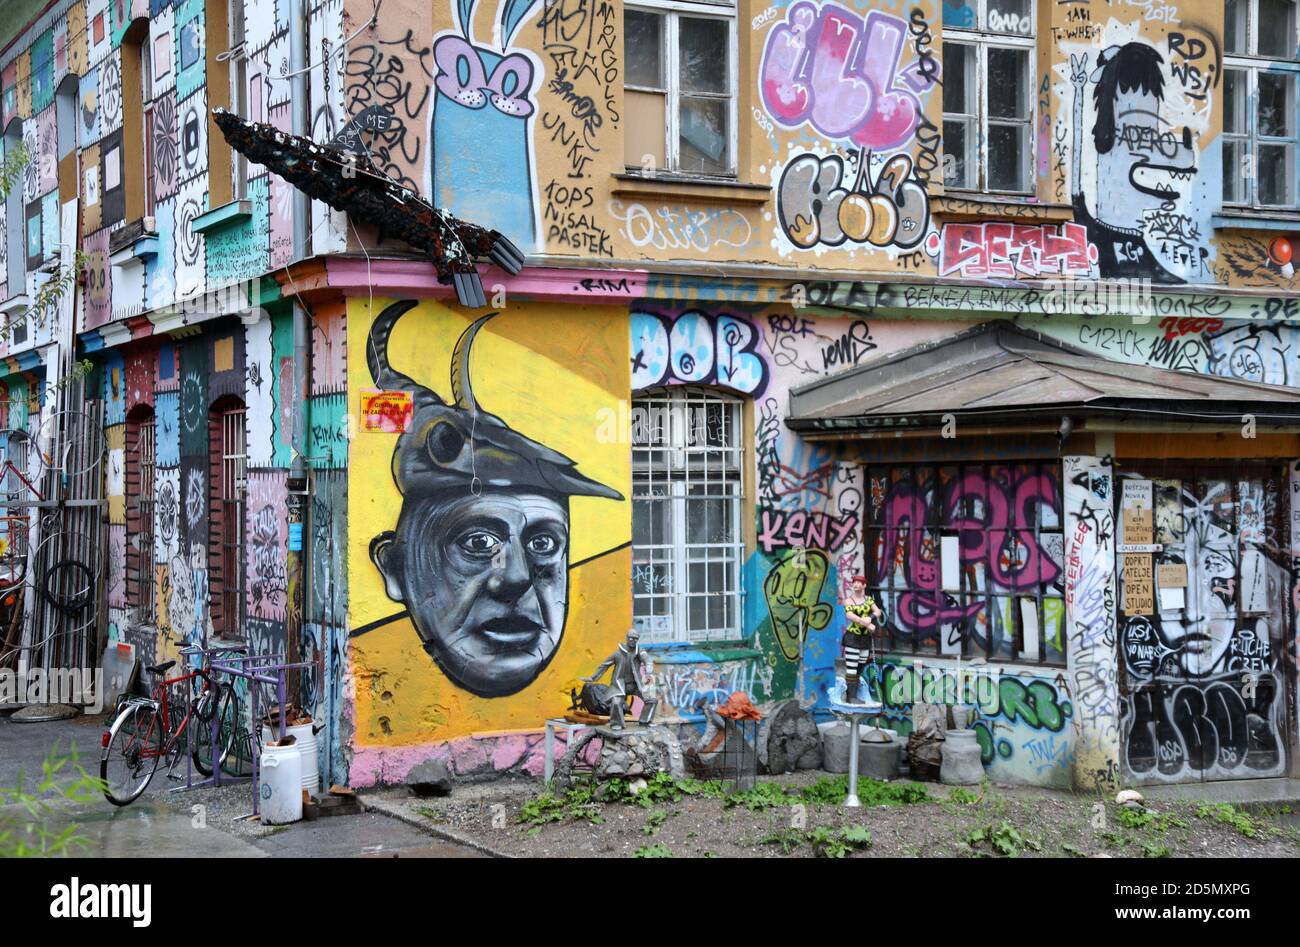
(100, 702, 162, 807)
(192, 683, 239, 776)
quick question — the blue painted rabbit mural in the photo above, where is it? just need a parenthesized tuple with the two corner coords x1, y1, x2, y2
(430, 0, 543, 251)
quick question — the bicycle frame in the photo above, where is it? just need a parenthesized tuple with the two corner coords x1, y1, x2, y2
(129, 667, 214, 764)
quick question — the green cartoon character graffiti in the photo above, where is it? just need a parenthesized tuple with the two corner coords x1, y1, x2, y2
(763, 548, 834, 661)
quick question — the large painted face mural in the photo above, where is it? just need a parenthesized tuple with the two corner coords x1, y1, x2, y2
(364, 302, 622, 697)
(347, 298, 630, 768)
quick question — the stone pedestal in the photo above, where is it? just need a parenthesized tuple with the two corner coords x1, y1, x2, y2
(939, 729, 984, 785)
(823, 723, 899, 778)
(860, 739, 902, 780)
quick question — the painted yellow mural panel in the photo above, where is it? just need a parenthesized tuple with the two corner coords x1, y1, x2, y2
(347, 297, 631, 746)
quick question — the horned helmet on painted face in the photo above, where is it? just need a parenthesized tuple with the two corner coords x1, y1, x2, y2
(367, 301, 623, 698)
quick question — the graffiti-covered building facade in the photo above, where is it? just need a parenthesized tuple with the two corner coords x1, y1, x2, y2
(2, 0, 1300, 791)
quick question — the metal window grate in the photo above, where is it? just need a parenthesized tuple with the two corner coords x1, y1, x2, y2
(130, 419, 156, 624)
(219, 407, 247, 637)
(864, 461, 1066, 667)
(632, 387, 743, 644)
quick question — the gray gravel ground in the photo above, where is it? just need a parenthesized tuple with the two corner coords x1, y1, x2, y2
(361, 772, 1300, 859)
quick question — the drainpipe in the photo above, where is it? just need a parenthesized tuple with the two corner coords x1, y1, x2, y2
(284, 0, 311, 713)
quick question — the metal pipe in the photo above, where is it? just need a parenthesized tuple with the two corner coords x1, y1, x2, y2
(285, 0, 311, 713)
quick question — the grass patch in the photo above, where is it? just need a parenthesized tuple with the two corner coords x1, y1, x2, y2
(642, 810, 668, 836)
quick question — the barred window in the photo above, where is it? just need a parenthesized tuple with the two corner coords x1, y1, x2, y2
(125, 408, 156, 623)
(209, 400, 246, 638)
(864, 462, 1065, 666)
(632, 387, 743, 643)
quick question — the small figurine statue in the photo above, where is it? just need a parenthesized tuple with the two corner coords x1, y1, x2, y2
(842, 575, 882, 703)
(578, 628, 658, 730)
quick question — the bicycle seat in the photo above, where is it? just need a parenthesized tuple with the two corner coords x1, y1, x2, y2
(146, 660, 176, 676)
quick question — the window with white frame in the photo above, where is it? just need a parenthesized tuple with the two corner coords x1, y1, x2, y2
(1223, 0, 1299, 208)
(632, 387, 743, 643)
(141, 40, 156, 217)
(624, 0, 736, 176)
(942, 0, 1034, 193)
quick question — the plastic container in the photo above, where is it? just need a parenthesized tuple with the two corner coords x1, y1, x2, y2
(259, 739, 303, 825)
(262, 721, 319, 793)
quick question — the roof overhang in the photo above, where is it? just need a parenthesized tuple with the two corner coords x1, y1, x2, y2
(787, 322, 1300, 436)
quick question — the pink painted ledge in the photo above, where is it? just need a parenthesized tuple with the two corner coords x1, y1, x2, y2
(326, 258, 648, 305)
(349, 728, 604, 788)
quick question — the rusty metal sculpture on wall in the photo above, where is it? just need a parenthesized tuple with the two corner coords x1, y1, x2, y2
(212, 109, 525, 307)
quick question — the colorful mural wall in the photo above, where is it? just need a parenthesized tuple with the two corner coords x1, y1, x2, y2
(0, 0, 345, 334)
(1, 0, 1297, 793)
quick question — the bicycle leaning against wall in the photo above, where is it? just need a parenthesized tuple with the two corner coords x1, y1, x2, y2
(99, 646, 239, 806)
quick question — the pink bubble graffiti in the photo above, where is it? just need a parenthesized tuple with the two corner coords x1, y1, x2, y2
(759, 2, 938, 151)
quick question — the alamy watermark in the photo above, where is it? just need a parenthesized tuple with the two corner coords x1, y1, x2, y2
(0, 668, 103, 713)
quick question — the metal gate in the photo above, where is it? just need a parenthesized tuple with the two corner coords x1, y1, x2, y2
(1117, 464, 1289, 784)
(0, 391, 105, 688)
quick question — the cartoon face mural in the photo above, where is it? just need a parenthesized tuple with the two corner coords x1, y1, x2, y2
(1069, 45, 1198, 284)
(365, 301, 623, 697)
(763, 548, 833, 661)
(429, 0, 543, 250)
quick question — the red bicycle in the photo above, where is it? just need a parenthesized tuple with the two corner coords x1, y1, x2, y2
(99, 648, 239, 806)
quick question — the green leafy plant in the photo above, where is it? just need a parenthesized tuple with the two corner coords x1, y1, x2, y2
(517, 793, 566, 835)
(807, 825, 852, 858)
(0, 741, 108, 857)
(642, 809, 667, 835)
(0, 140, 30, 200)
(806, 824, 873, 858)
(799, 775, 929, 807)
(724, 780, 796, 812)
(1061, 842, 1085, 857)
(678, 778, 728, 799)
(759, 827, 806, 854)
(1115, 806, 1188, 832)
(948, 787, 980, 805)
(760, 824, 873, 858)
(633, 842, 673, 858)
(967, 821, 1040, 857)
(1141, 840, 1172, 858)
(1196, 803, 1260, 839)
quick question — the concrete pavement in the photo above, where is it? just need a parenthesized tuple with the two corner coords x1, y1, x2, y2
(1, 709, 484, 857)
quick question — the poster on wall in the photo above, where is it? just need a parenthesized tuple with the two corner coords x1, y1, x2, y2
(359, 389, 413, 433)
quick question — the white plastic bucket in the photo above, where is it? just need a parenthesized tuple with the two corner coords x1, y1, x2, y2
(260, 741, 303, 825)
(262, 722, 319, 794)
